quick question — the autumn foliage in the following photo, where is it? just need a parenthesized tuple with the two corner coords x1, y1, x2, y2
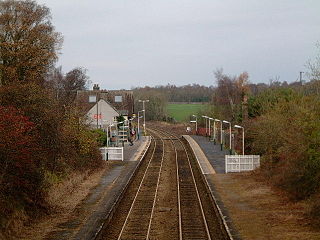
(0, 1, 102, 235)
(0, 0, 62, 86)
(0, 106, 44, 224)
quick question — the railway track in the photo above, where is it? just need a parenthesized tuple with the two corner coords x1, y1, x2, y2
(96, 128, 230, 240)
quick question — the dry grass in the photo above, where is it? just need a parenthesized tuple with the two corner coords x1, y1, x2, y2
(209, 172, 320, 240)
(13, 163, 110, 240)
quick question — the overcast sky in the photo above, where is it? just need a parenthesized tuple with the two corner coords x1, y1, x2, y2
(38, 0, 320, 90)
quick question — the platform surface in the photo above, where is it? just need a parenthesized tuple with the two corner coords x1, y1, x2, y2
(189, 135, 229, 174)
(124, 136, 150, 161)
(183, 135, 216, 174)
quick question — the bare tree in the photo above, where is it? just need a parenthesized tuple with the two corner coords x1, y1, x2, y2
(47, 67, 90, 105)
(307, 43, 320, 81)
(213, 69, 249, 121)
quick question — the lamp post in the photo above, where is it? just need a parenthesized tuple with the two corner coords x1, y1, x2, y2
(96, 93, 99, 129)
(234, 125, 244, 155)
(190, 120, 197, 134)
(138, 99, 149, 135)
(214, 119, 222, 150)
(208, 117, 214, 141)
(106, 123, 115, 160)
(102, 119, 110, 145)
(223, 120, 232, 154)
(192, 114, 198, 134)
(213, 119, 220, 145)
(202, 115, 208, 136)
(137, 110, 144, 140)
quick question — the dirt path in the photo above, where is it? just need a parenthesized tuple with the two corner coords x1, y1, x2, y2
(208, 172, 320, 240)
(17, 163, 112, 240)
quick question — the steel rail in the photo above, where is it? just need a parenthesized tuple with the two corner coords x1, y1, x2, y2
(178, 135, 212, 240)
(117, 132, 165, 240)
(145, 132, 166, 239)
(151, 128, 212, 240)
(147, 128, 182, 239)
(148, 128, 183, 239)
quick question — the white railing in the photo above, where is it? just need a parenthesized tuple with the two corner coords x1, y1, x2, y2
(225, 155, 260, 173)
(100, 147, 124, 161)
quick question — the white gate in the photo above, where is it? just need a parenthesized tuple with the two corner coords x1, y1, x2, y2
(225, 155, 260, 173)
(100, 147, 124, 161)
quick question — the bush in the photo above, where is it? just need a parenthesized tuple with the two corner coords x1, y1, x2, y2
(308, 193, 320, 226)
(91, 129, 108, 147)
(247, 95, 320, 200)
(0, 106, 45, 230)
(61, 114, 102, 170)
(0, 84, 102, 233)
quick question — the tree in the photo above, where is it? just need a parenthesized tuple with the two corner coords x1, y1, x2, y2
(0, 0, 62, 86)
(46, 67, 90, 105)
(307, 43, 320, 82)
(212, 69, 249, 121)
(0, 106, 44, 226)
(133, 89, 167, 121)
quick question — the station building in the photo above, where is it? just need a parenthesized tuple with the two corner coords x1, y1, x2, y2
(76, 84, 134, 129)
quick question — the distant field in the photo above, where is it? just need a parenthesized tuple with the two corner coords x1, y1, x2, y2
(166, 103, 208, 122)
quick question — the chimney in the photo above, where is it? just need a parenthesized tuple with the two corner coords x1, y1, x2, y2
(93, 84, 100, 91)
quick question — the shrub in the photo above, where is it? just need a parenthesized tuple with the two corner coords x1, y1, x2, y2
(247, 95, 320, 200)
(0, 106, 45, 230)
(0, 84, 103, 233)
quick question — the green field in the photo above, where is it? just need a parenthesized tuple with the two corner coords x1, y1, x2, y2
(166, 103, 208, 122)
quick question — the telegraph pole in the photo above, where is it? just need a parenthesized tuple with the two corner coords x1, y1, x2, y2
(300, 71, 304, 84)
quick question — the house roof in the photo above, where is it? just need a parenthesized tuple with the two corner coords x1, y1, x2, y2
(76, 89, 134, 116)
(87, 99, 120, 115)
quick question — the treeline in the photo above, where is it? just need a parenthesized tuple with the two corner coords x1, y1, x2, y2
(133, 84, 214, 121)
(0, 0, 102, 236)
(210, 51, 320, 223)
(133, 84, 214, 103)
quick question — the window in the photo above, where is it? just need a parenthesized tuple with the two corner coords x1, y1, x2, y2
(89, 95, 96, 103)
(115, 96, 122, 102)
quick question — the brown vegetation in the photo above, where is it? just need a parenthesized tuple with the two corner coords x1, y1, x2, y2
(0, 0, 102, 237)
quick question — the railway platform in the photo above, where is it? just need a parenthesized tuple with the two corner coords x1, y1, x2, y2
(184, 135, 230, 174)
(45, 136, 151, 240)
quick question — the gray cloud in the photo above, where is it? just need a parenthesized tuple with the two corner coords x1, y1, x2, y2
(38, 0, 320, 89)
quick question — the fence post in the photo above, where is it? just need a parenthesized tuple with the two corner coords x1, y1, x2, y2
(225, 156, 227, 173)
(121, 147, 124, 161)
(251, 155, 254, 171)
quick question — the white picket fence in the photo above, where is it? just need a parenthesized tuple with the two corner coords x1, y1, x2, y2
(225, 155, 260, 173)
(100, 147, 124, 161)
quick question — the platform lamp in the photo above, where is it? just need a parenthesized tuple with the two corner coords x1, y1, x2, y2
(137, 110, 144, 140)
(223, 120, 232, 154)
(138, 99, 149, 135)
(192, 114, 198, 134)
(106, 123, 115, 160)
(234, 125, 244, 155)
(213, 119, 220, 145)
(201, 115, 208, 136)
(208, 117, 214, 141)
(214, 119, 222, 150)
